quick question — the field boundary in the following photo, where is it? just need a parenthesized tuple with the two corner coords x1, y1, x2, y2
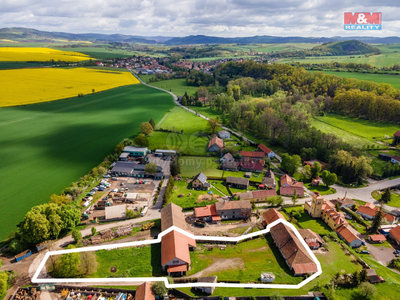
(32, 219, 322, 289)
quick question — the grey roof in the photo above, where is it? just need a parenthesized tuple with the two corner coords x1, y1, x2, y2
(226, 176, 249, 186)
(156, 149, 177, 154)
(221, 153, 234, 161)
(194, 172, 208, 184)
(111, 161, 137, 173)
(119, 152, 130, 158)
(123, 146, 148, 152)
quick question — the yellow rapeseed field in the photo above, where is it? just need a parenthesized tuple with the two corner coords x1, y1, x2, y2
(0, 67, 140, 107)
(0, 47, 92, 62)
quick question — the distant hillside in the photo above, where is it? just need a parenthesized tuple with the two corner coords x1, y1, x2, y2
(312, 40, 380, 56)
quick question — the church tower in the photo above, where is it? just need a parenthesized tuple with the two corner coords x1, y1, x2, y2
(311, 195, 324, 218)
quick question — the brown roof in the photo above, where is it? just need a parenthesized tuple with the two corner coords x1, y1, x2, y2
(240, 151, 265, 158)
(390, 225, 400, 242)
(263, 208, 285, 225)
(252, 189, 277, 198)
(161, 230, 196, 266)
(280, 174, 304, 188)
(239, 159, 265, 171)
(336, 225, 359, 244)
(167, 264, 187, 272)
(226, 176, 249, 186)
(298, 228, 324, 245)
(208, 136, 224, 149)
(215, 200, 251, 211)
(394, 131, 400, 137)
(194, 204, 218, 218)
(135, 282, 155, 300)
(337, 197, 355, 207)
(161, 203, 187, 231)
(369, 234, 386, 242)
(258, 143, 272, 154)
(269, 223, 318, 275)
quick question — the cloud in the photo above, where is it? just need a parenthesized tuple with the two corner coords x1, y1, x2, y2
(0, 0, 399, 37)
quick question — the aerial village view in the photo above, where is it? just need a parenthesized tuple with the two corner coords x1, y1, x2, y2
(1, 1, 400, 300)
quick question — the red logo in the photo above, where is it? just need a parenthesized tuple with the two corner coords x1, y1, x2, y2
(344, 12, 381, 25)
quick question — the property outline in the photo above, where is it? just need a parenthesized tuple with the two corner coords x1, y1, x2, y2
(32, 219, 322, 289)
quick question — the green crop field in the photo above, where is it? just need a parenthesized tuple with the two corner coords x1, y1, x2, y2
(310, 113, 399, 148)
(309, 70, 400, 89)
(281, 44, 400, 68)
(0, 84, 173, 240)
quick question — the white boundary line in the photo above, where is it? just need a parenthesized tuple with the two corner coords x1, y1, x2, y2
(32, 219, 322, 289)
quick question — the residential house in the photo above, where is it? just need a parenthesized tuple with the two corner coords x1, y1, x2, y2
(161, 203, 188, 231)
(220, 153, 238, 171)
(239, 190, 277, 202)
(336, 197, 355, 209)
(280, 174, 305, 197)
(161, 230, 196, 276)
(240, 151, 265, 159)
(269, 223, 318, 276)
(226, 176, 249, 189)
(194, 204, 221, 223)
(366, 269, 384, 284)
(391, 156, 400, 165)
(357, 203, 396, 224)
(192, 172, 210, 190)
(303, 160, 327, 170)
(298, 229, 324, 250)
(208, 136, 224, 152)
(193, 276, 218, 295)
(122, 146, 150, 157)
(135, 282, 155, 300)
(262, 170, 276, 189)
(369, 234, 386, 243)
(262, 208, 285, 227)
(220, 152, 235, 163)
(239, 158, 265, 173)
(336, 225, 362, 248)
(217, 130, 231, 139)
(215, 200, 252, 220)
(258, 143, 275, 159)
(389, 225, 400, 245)
(393, 131, 400, 145)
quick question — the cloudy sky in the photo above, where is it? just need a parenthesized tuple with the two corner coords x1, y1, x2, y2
(1, 0, 399, 37)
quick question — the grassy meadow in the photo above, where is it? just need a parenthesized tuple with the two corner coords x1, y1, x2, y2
(143, 77, 199, 97)
(0, 84, 173, 240)
(0, 67, 139, 107)
(0, 47, 92, 62)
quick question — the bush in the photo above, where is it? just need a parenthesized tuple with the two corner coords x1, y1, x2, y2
(152, 281, 167, 296)
(358, 282, 376, 299)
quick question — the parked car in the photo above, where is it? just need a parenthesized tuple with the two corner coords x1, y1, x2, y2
(361, 250, 370, 254)
(362, 241, 366, 246)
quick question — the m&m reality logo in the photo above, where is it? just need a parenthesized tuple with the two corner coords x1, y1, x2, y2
(344, 12, 382, 30)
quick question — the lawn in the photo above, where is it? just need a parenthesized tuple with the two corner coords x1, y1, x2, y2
(144, 78, 199, 97)
(0, 67, 139, 107)
(187, 237, 303, 284)
(92, 244, 162, 277)
(148, 106, 210, 155)
(170, 179, 220, 209)
(372, 190, 400, 207)
(0, 84, 173, 240)
(305, 183, 336, 195)
(284, 207, 332, 236)
(309, 70, 400, 89)
(311, 113, 399, 148)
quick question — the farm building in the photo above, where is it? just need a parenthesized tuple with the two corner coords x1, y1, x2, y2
(123, 146, 150, 157)
(135, 282, 155, 300)
(240, 151, 265, 159)
(258, 143, 275, 159)
(239, 158, 265, 173)
(262, 170, 276, 189)
(280, 174, 304, 197)
(220, 160, 239, 171)
(269, 223, 318, 276)
(238, 189, 277, 202)
(369, 234, 386, 243)
(262, 208, 285, 227)
(194, 204, 221, 222)
(105, 204, 126, 220)
(110, 161, 164, 179)
(226, 176, 249, 189)
(336, 225, 362, 248)
(366, 269, 384, 284)
(192, 172, 210, 190)
(378, 153, 393, 161)
(389, 225, 400, 245)
(155, 149, 177, 156)
(161, 203, 188, 231)
(356, 203, 396, 224)
(208, 136, 224, 152)
(215, 200, 251, 220)
(217, 130, 231, 139)
(118, 152, 130, 161)
(161, 229, 196, 276)
(298, 229, 324, 250)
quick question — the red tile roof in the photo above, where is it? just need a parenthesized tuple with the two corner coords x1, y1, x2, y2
(208, 136, 224, 149)
(357, 204, 396, 223)
(252, 189, 277, 198)
(270, 223, 318, 275)
(336, 225, 359, 244)
(258, 143, 272, 154)
(263, 208, 285, 225)
(161, 230, 196, 267)
(167, 264, 187, 273)
(239, 160, 265, 171)
(240, 151, 265, 158)
(369, 234, 386, 242)
(390, 225, 400, 243)
(194, 204, 218, 218)
(135, 282, 155, 300)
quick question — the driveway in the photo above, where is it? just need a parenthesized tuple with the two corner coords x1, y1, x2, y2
(365, 242, 396, 266)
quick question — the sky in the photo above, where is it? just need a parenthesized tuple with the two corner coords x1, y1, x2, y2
(1, 0, 399, 37)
